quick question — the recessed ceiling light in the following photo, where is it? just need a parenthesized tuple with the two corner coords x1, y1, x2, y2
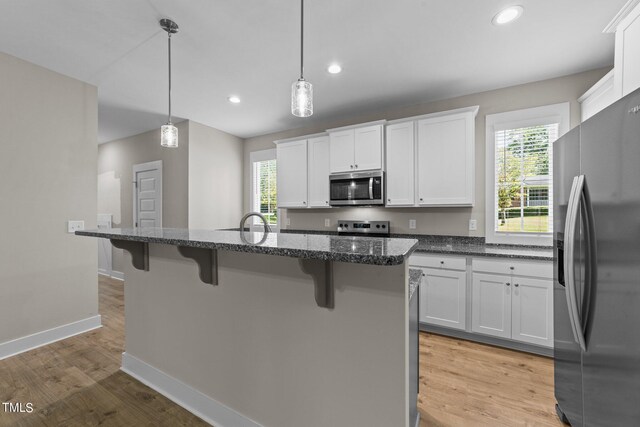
(327, 64, 342, 74)
(228, 95, 241, 104)
(492, 6, 524, 25)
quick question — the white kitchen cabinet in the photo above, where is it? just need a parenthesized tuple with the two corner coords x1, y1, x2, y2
(328, 122, 385, 173)
(417, 108, 476, 206)
(419, 267, 467, 330)
(307, 136, 331, 208)
(471, 258, 554, 347)
(276, 139, 308, 208)
(511, 276, 554, 347)
(471, 273, 512, 339)
(385, 121, 415, 206)
(613, 1, 640, 98)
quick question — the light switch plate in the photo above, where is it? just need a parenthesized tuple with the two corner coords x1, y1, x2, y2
(469, 219, 477, 231)
(324, 218, 331, 227)
(68, 220, 85, 233)
(409, 219, 416, 230)
(286, 218, 291, 226)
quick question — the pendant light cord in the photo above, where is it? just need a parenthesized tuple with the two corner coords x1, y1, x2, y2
(168, 32, 172, 124)
(300, 0, 304, 80)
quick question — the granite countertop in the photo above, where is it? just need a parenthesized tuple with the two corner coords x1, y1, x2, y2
(280, 230, 553, 261)
(408, 268, 422, 300)
(76, 228, 418, 266)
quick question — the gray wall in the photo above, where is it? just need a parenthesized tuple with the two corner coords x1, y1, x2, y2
(243, 68, 609, 235)
(188, 121, 244, 229)
(97, 121, 190, 272)
(0, 52, 98, 343)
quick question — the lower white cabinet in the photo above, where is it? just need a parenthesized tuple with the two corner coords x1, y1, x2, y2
(511, 276, 554, 347)
(471, 273, 512, 339)
(471, 262, 554, 348)
(419, 267, 466, 330)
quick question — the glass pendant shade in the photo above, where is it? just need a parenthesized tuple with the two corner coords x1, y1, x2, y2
(291, 79, 313, 117)
(161, 123, 178, 148)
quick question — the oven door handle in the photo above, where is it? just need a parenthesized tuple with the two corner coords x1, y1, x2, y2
(369, 177, 374, 200)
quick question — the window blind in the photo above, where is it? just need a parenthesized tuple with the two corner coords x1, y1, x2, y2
(494, 123, 558, 234)
(253, 159, 278, 225)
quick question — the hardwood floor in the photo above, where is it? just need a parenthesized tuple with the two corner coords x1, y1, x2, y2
(0, 276, 564, 426)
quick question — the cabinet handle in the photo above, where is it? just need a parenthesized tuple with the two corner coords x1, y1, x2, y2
(506, 282, 511, 287)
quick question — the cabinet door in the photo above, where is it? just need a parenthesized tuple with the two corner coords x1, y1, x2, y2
(419, 267, 467, 330)
(511, 277, 554, 347)
(617, 5, 640, 96)
(386, 122, 415, 206)
(354, 125, 383, 171)
(471, 273, 511, 339)
(417, 113, 474, 206)
(308, 136, 330, 208)
(329, 130, 355, 173)
(276, 140, 308, 208)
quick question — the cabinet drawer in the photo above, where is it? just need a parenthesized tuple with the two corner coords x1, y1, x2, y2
(410, 254, 466, 271)
(472, 258, 552, 279)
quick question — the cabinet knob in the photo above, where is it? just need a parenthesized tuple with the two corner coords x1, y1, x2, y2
(303, 201, 306, 204)
(506, 282, 511, 287)
(440, 261, 444, 265)
(514, 283, 519, 287)
(354, 164, 358, 168)
(325, 201, 329, 204)
(419, 198, 424, 202)
(509, 266, 514, 270)
(422, 273, 425, 277)
(388, 199, 391, 202)
(350, 165, 354, 169)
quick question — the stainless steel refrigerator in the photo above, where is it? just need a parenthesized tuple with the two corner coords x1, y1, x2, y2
(554, 87, 640, 426)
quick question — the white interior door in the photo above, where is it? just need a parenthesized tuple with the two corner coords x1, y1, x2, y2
(133, 161, 162, 228)
(97, 214, 112, 276)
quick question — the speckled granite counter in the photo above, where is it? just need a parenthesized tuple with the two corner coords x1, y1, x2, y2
(76, 228, 418, 266)
(409, 268, 422, 300)
(280, 230, 553, 261)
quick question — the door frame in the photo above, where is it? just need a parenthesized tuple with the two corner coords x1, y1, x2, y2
(133, 160, 163, 229)
(249, 149, 279, 232)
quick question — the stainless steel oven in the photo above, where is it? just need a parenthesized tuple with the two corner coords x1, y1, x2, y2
(329, 170, 384, 206)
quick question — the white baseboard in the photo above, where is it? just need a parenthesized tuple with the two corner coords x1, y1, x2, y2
(98, 268, 110, 277)
(111, 270, 124, 281)
(121, 352, 262, 427)
(0, 315, 102, 360)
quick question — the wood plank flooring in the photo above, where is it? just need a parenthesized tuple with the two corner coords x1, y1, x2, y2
(0, 276, 564, 426)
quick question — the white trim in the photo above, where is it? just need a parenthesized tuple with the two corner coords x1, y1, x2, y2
(249, 149, 279, 232)
(133, 160, 163, 229)
(0, 315, 102, 360)
(485, 102, 570, 246)
(578, 70, 615, 103)
(111, 270, 125, 281)
(603, 0, 640, 33)
(121, 352, 263, 427)
(326, 119, 387, 133)
(387, 105, 480, 125)
(273, 131, 326, 145)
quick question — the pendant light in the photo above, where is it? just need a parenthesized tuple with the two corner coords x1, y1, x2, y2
(160, 18, 179, 147)
(291, 0, 313, 117)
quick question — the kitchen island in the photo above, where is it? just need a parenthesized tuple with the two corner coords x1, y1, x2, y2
(77, 228, 419, 427)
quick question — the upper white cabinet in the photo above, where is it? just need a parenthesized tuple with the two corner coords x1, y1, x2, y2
(386, 106, 478, 208)
(581, 1, 640, 120)
(417, 110, 476, 206)
(307, 135, 331, 208)
(328, 122, 385, 173)
(385, 121, 415, 206)
(276, 139, 308, 208)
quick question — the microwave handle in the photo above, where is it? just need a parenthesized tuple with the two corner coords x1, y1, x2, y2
(369, 177, 374, 200)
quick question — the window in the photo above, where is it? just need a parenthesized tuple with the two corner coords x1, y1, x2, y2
(250, 149, 278, 230)
(486, 103, 570, 245)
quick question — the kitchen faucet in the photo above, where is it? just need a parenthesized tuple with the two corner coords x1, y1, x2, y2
(239, 212, 272, 234)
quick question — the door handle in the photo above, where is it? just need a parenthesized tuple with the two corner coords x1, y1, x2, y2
(369, 177, 374, 200)
(564, 175, 587, 352)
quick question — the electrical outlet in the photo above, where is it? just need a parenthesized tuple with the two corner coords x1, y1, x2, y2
(409, 219, 416, 230)
(469, 219, 477, 231)
(286, 218, 291, 226)
(68, 220, 85, 233)
(324, 218, 331, 227)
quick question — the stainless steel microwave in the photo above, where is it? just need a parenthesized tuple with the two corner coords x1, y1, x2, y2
(329, 171, 384, 206)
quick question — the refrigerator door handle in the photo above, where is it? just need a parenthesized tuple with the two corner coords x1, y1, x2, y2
(564, 175, 587, 352)
(581, 176, 597, 342)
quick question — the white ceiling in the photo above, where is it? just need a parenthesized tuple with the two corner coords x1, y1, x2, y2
(0, 0, 627, 142)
